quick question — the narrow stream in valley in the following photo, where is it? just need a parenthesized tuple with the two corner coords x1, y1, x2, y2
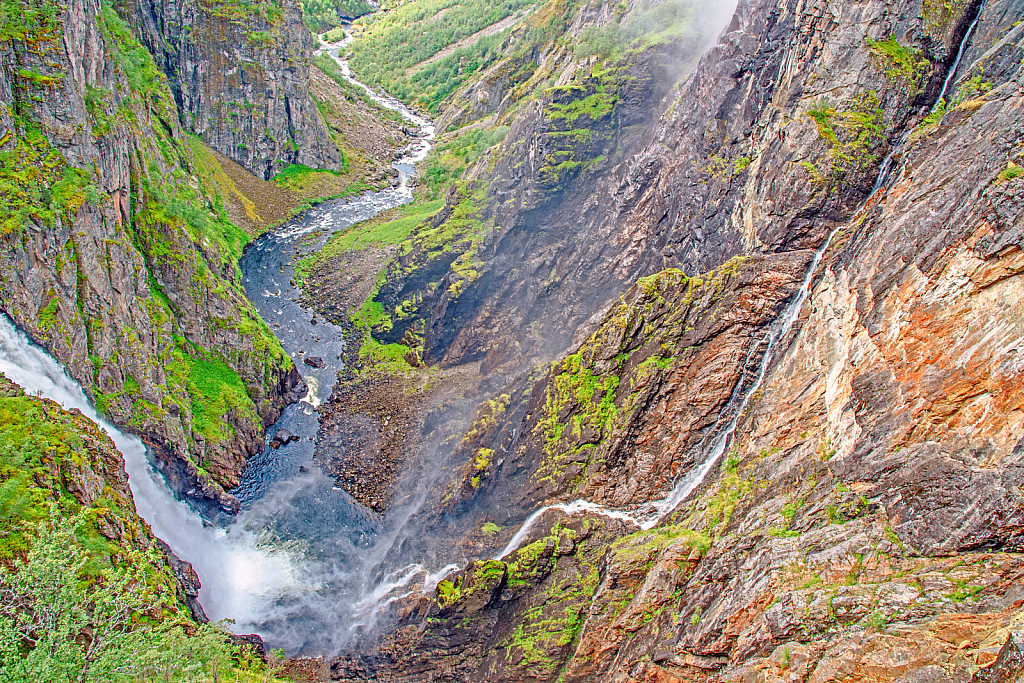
(0, 28, 446, 657)
(0, 0, 988, 660)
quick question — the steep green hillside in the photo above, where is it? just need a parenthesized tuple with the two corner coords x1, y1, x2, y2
(0, 0, 301, 511)
(302, 0, 374, 32)
(350, 0, 543, 110)
(0, 372, 285, 682)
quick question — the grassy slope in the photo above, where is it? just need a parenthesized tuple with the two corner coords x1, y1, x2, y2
(349, 0, 541, 111)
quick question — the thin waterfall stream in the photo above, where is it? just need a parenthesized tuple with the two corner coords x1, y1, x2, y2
(871, 0, 989, 195)
(493, 0, 993, 560)
(0, 0, 993, 659)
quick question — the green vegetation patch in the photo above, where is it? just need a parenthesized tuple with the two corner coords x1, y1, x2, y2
(348, 0, 540, 112)
(199, 0, 285, 24)
(922, 0, 970, 37)
(0, 118, 100, 235)
(301, 0, 373, 33)
(0, 508, 288, 681)
(323, 198, 446, 257)
(167, 346, 259, 446)
(0, 0, 62, 43)
(574, 0, 702, 57)
(312, 53, 405, 124)
(997, 162, 1024, 184)
(802, 92, 885, 188)
(422, 127, 509, 198)
(866, 36, 929, 86)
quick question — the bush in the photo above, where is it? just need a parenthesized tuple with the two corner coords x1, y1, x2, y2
(0, 508, 284, 682)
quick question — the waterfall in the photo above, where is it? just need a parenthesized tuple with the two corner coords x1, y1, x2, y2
(937, 0, 990, 104)
(871, 0, 990, 196)
(493, 0, 998, 559)
(493, 225, 841, 558)
(0, 315, 303, 627)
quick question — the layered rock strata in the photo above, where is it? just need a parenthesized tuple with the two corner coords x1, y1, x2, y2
(330, 0, 1024, 680)
(129, 0, 342, 178)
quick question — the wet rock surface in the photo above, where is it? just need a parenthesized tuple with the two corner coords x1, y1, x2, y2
(320, 0, 1024, 681)
(129, 0, 341, 178)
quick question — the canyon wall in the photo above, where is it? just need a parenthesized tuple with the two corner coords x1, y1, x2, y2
(0, 0, 303, 512)
(332, 0, 1024, 680)
(0, 370, 205, 619)
(128, 0, 342, 179)
(370, 0, 993, 378)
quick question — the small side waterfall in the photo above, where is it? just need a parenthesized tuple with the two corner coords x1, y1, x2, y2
(493, 0, 997, 561)
(493, 226, 841, 558)
(871, 0, 990, 196)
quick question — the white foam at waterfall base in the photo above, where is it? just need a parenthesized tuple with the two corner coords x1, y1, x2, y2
(0, 315, 304, 629)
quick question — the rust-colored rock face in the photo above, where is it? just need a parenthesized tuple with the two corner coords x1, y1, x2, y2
(327, 0, 1024, 681)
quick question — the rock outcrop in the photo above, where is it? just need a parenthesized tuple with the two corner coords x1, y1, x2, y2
(0, 0, 302, 511)
(0, 371, 204, 620)
(129, 0, 342, 179)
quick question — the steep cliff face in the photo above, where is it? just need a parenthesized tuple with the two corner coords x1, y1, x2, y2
(369, 0, 725, 372)
(0, 0, 302, 512)
(129, 0, 342, 179)
(330, 0, 1024, 680)
(371, 0, 994, 378)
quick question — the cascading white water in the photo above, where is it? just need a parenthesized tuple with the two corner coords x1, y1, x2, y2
(317, 28, 436, 194)
(871, 0, 989, 195)
(0, 315, 304, 625)
(493, 0, 997, 559)
(493, 226, 841, 558)
(493, 499, 649, 559)
(937, 0, 990, 104)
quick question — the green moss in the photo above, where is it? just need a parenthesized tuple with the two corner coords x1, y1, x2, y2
(482, 522, 503, 536)
(610, 524, 710, 563)
(954, 68, 993, 106)
(421, 127, 508, 198)
(866, 36, 929, 85)
(802, 92, 884, 187)
(436, 577, 462, 606)
(997, 162, 1024, 184)
(546, 86, 617, 125)
(908, 99, 947, 143)
(0, 113, 101, 235)
(274, 163, 344, 191)
(922, 0, 969, 36)
(358, 336, 415, 373)
(319, 198, 446, 257)
(534, 352, 621, 475)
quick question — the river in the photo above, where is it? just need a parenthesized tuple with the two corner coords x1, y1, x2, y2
(0, 31, 446, 656)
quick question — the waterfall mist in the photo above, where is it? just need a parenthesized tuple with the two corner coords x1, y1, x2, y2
(0, 315, 304, 630)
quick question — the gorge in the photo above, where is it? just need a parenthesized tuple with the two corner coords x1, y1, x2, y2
(1, 0, 1024, 681)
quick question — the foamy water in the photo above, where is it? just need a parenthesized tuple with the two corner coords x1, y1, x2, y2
(0, 315, 305, 626)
